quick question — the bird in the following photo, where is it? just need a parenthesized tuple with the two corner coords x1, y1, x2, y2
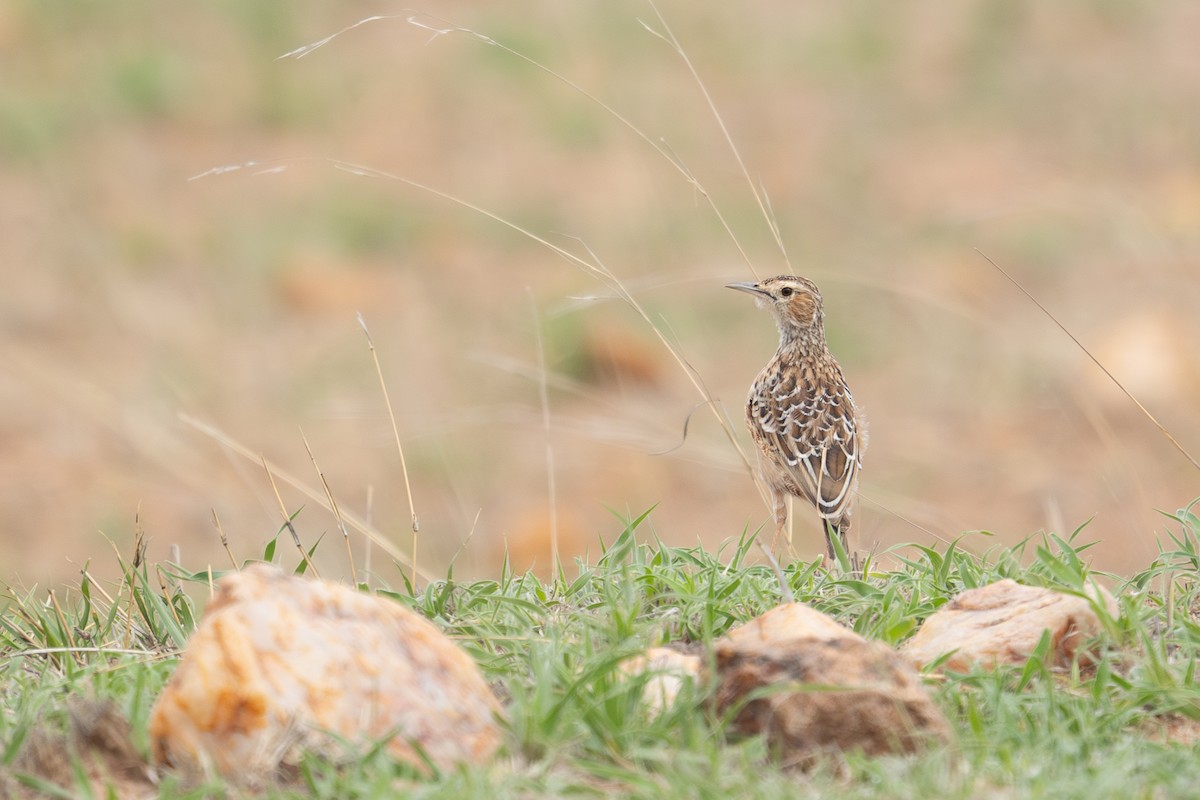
(727, 275, 865, 562)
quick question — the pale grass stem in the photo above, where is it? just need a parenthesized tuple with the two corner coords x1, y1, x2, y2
(89, 533, 135, 611)
(5, 646, 156, 660)
(364, 484, 374, 587)
(978, 249, 1200, 474)
(1165, 571, 1175, 630)
(357, 313, 421, 589)
(0, 596, 37, 649)
(128, 514, 148, 650)
(300, 428, 358, 586)
(1070, 385, 1151, 545)
(442, 509, 483, 577)
(313, 159, 759, 483)
(122, 560, 135, 652)
(262, 455, 321, 578)
(279, 11, 765, 282)
(754, 539, 795, 604)
(179, 413, 433, 581)
(47, 590, 76, 655)
(640, 1, 789, 270)
(78, 565, 118, 609)
(209, 508, 239, 571)
(857, 492, 956, 550)
(132, 507, 148, 573)
(155, 565, 185, 630)
(528, 291, 560, 571)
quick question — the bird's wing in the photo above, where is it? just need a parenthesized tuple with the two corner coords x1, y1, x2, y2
(750, 370, 861, 526)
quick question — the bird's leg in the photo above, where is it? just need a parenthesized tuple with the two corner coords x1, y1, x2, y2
(785, 496, 795, 549)
(823, 522, 838, 562)
(825, 522, 863, 576)
(770, 489, 788, 554)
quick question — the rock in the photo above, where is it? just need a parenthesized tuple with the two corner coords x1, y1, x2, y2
(149, 565, 503, 784)
(1090, 309, 1200, 407)
(620, 646, 702, 712)
(713, 603, 951, 764)
(723, 602, 861, 646)
(580, 322, 664, 387)
(902, 579, 1118, 673)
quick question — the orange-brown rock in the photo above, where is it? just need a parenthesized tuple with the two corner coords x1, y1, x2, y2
(713, 603, 951, 764)
(580, 322, 664, 386)
(149, 565, 502, 784)
(902, 579, 1118, 672)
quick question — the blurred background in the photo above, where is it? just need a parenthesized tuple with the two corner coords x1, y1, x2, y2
(2, 0, 1197, 589)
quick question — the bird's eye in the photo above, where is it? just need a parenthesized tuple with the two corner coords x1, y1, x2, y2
(779, 287, 794, 298)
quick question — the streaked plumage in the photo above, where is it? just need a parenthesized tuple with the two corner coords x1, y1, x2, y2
(727, 276, 865, 560)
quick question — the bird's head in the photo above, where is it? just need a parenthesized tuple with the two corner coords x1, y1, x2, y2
(726, 275, 826, 342)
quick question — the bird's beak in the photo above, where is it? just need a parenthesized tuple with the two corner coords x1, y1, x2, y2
(725, 281, 768, 298)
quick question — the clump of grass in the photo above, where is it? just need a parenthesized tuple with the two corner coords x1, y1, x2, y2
(4, 505, 1200, 797)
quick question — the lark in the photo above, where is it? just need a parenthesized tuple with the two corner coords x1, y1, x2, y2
(727, 276, 865, 560)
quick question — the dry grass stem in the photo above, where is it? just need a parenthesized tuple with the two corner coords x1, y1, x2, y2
(180, 414, 434, 581)
(154, 565, 185, 630)
(209, 509, 239, 571)
(364, 484, 374, 586)
(47, 590, 76, 656)
(446, 508, 484, 574)
(261, 455, 321, 578)
(528, 292, 560, 571)
(754, 538, 795, 604)
(641, 1, 786, 273)
(357, 313, 420, 587)
(300, 429, 358, 586)
(978, 249, 1200, 473)
(401, 11, 764, 280)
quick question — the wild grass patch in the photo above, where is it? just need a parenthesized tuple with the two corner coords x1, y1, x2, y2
(4, 511, 1200, 797)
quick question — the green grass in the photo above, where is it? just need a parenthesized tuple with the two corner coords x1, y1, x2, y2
(3, 503, 1200, 798)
